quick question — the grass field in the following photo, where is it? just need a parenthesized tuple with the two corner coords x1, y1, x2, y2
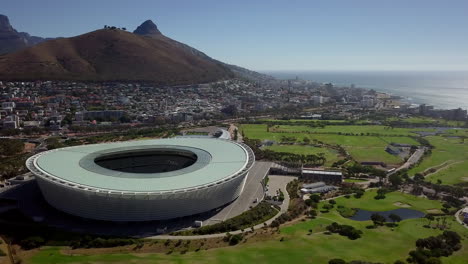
(408, 136, 468, 184)
(264, 145, 341, 166)
(386, 116, 467, 127)
(425, 160, 468, 185)
(26, 191, 468, 264)
(343, 178, 368, 183)
(241, 124, 420, 164)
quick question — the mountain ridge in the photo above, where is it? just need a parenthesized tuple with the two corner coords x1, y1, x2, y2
(0, 18, 273, 84)
(0, 14, 51, 54)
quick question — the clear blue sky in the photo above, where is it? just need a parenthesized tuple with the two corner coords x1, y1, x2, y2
(2, 0, 468, 71)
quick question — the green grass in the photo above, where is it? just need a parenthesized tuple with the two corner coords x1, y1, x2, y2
(343, 178, 368, 183)
(28, 191, 468, 264)
(408, 136, 468, 184)
(328, 189, 442, 213)
(240, 124, 420, 165)
(264, 145, 341, 166)
(387, 116, 467, 127)
(426, 160, 468, 185)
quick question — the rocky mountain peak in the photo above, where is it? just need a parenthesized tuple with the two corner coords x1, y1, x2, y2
(0, 14, 15, 32)
(133, 20, 161, 35)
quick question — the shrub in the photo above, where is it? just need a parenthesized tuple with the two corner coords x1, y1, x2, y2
(19, 236, 45, 250)
(326, 222, 362, 240)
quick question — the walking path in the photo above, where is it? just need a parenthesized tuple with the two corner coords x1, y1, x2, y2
(454, 208, 468, 229)
(148, 176, 294, 240)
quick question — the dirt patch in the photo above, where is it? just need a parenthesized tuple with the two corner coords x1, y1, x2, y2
(461, 177, 468, 182)
(393, 202, 411, 208)
(427, 209, 443, 214)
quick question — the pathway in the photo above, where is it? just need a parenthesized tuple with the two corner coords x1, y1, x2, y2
(148, 175, 295, 240)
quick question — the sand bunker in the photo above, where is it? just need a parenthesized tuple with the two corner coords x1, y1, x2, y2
(427, 209, 442, 214)
(394, 202, 411, 208)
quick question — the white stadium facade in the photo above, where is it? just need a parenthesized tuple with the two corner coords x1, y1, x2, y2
(26, 137, 255, 222)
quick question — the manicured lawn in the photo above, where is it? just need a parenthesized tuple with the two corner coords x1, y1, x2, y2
(27, 191, 468, 264)
(426, 160, 468, 185)
(329, 189, 443, 213)
(387, 116, 467, 127)
(408, 136, 468, 184)
(343, 178, 368, 183)
(264, 144, 341, 166)
(240, 124, 419, 165)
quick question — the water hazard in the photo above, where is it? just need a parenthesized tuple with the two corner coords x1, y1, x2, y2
(349, 208, 425, 221)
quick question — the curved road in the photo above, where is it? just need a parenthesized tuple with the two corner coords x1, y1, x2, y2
(148, 176, 294, 240)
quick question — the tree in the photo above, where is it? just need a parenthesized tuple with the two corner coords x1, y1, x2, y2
(389, 213, 401, 224)
(309, 194, 321, 203)
(354, 189, 365, 198)
(329, 259, 347, 264)
(303, 136, 310, 144)
(370, 213, 386, 226)
(322, 204, 334, 212)
(308, 209, 317, 218)
(414, 173, 425, 182)
(221, 105, 238, 116)
(425, 214, 435, 226)
(389, 174, 403, 188)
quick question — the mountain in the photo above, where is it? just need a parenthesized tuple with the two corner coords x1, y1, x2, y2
(0, 14, 49, 54)
(133, 20, 161, 36)
(132, 20, 274, 83)
(0, 20, 235, 83)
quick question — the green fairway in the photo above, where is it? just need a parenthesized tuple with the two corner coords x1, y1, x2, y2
(328, 189, 443, 212)
(240, 124, 420, 164)
(27, 191, 468, 264)
(425, 160, 468, 185)
(408, 136, 468, 184)
(264, 144, 341, 166)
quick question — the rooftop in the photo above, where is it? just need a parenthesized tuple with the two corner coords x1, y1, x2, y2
(31, 138, 252, 193)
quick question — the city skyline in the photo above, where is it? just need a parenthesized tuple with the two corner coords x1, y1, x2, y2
(2, 0, 468, 71)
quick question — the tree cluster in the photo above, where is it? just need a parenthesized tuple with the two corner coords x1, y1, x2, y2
(0, 139, 24, 156)
(326, 222, 363, 240)
(408, 231, 462, 264)
(177, 202, 276, 235)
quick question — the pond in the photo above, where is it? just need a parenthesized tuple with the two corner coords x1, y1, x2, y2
(349, 208, 425, 221)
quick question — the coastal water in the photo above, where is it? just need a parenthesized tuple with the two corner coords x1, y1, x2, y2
(266, 71, 468, 110)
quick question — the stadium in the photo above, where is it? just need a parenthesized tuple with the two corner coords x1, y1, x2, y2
(25, 137, 255, 222)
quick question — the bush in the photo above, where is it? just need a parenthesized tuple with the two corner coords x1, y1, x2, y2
(70, 236, 136, 249)
(177, 202, 276, 235)
(329, 259, 347, 264)
(326, 222, 362, 240)
(19, 236, 45, 250)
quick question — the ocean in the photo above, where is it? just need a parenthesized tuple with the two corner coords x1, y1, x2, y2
(265, 71, 468, 110)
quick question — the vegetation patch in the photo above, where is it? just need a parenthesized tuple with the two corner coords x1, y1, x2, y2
(173, 201, 277, 235)
(337, 206, 358, 218)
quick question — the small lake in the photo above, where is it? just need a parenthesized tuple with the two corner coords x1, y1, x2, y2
(349, 208, 425, 221)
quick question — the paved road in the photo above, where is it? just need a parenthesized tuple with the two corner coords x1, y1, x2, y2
(149, 174, 296, 240)
(203, 161, 271, 226)
(454, 208, 468, 229)
(390, 147, 426, 176)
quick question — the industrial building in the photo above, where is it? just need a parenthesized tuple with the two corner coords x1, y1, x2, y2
(300, 181, 336, 194)
(301, 169, 343, 184)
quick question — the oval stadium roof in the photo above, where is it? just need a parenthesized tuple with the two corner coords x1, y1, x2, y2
(32, 137, 251, 193)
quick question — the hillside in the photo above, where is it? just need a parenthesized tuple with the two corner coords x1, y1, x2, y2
(0, 25, 234, 83)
